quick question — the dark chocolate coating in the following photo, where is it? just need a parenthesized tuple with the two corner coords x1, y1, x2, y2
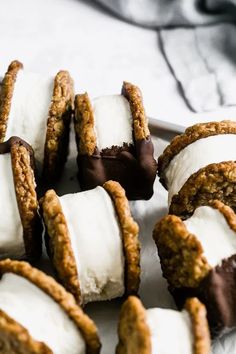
(77, 137, 157, 200)
(170, 255, 236, 337)
(0, 136, 36, 170)
(0, 136, 31, 154)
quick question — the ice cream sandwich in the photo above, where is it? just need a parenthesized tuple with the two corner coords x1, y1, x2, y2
(153, 200, 236, 335)
(0, 60, 74, 185)
(40, 180, 140, 305)
(116, 296, 210, 354)
(74, 82, 157, 200)
(158, 121, 236, 217)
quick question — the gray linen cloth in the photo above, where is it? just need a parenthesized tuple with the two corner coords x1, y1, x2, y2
(94, 0, 236, 27)
(160, 24, 236, 112)
(94, 0, 236, 113)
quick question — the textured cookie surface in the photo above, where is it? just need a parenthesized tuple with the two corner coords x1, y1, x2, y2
(40, 190, 81, 303)
(169, 161, 236, 218)
(43, 70, 74, 184)
(158, 120, 236, 188)
(153, 199, 236, 288)
(116, 296, 151, 354)
(0, 259, 101, 354)
(0, 137, 42, 262)
(184, 298, 210, 354)
(103, 180, 140, 295)
(0, 60, 23, 141)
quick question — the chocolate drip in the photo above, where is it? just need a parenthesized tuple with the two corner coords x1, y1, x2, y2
(77, 137, 157, 200)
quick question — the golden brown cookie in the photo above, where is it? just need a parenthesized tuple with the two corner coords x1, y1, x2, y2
(157, 120, 236, 217)
(74, 82, 157, 200)
(0, 61, 23, 141)
(169, 161, 236, 217)
(116, 296, 210, 354)
(153, 200, 236, 289)
(43, 69, 74, 184)
(40, 181, 140, 305)
(158, 120, 236, 187)
(0, 259, 101, 354)
(116, 296, 151, 354)
(185, 298, 211, 354)
(0, 137, 42, 262)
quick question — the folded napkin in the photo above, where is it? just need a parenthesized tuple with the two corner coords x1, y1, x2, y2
(160, 24, 236, 112)
(94, 0, 236, 114)
(94, 0, 236, 27)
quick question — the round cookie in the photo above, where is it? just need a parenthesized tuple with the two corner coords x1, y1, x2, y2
(0, 137, 42, 262)
(158, 120, 236, 217)
(116, 296, 210, 354)
(0, 60, 74, 185)
(74, 82, 157, 200)
(0, 259, 101, 353)
(40, 180, 140, 305)
(153, 200, 236, 335)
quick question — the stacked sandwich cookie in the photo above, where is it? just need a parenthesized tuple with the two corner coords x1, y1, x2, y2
(0, 60, 74, 184)
(158, 121, 236, 217)
(116, 296, 210, 354)
(0, 137, 42, 262)
(74, 82, 157, 200)
(154, 200, 236, 335)
(40, 180, 140, 305)
(0, 259, 100, 353)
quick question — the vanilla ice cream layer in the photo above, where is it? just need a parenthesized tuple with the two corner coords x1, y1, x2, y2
(184, 206, 236, 267)
(59, 186, 125, 304)
(0, 273, 85, 354)
(93, 95, 133, 150)
(5, 69, 54, 167)
(165, 134, 236, 205)
(0, 154, 24, 259)
(146, 308, 193, 354)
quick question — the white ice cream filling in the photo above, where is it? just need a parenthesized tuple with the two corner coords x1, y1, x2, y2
(146, 308, 193, 354)
(59, 186, 125, 303)
(93, 95, 133, 150)
(0, 154, 24, 259)
(0, 273, 85, 354)
(165, 134, 236, 205)
(184, 206, 236, 267)
(5, 69, 54, 167)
